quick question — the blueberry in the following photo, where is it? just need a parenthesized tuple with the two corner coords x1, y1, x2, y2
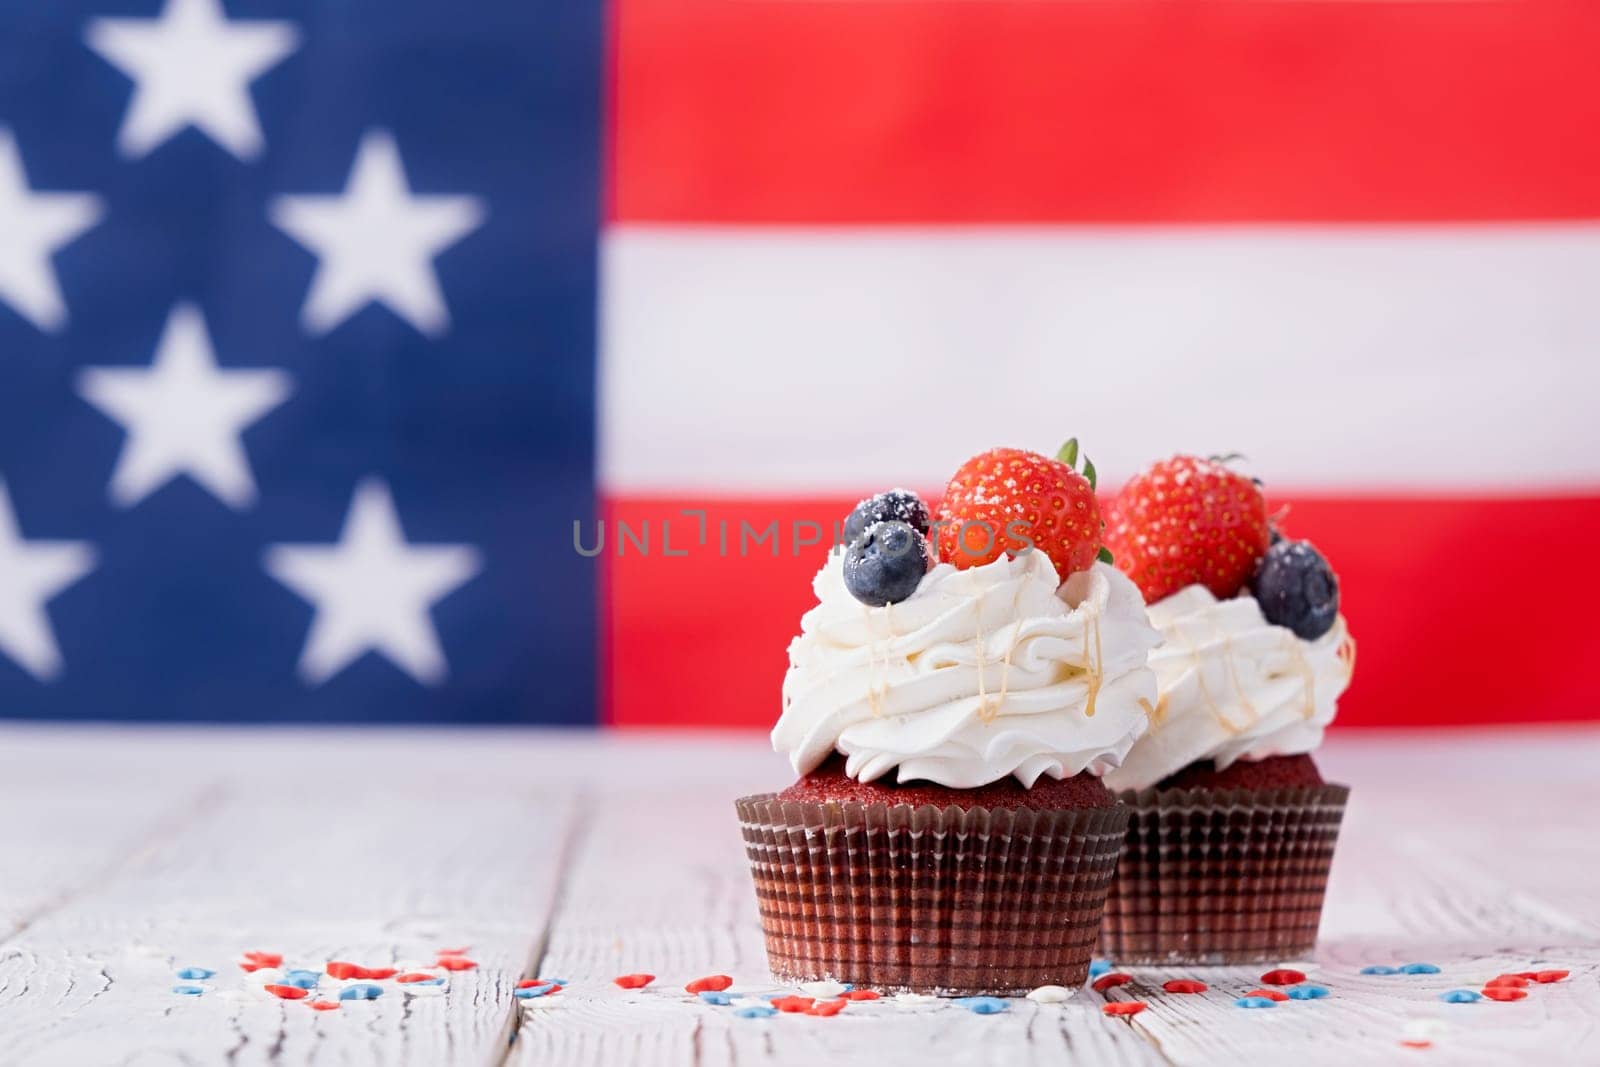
(844, 489, 929, 546)
(1252, 539, 1339, 640)
(843, 521, 930, 607)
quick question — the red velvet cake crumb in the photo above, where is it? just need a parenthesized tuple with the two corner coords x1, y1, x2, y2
(777, 754, 1117, 810)
(1155, 754, 1325, 791)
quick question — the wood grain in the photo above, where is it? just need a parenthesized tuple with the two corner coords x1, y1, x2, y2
(0, 730, 581, 1066)
(2, 724, 1597, 1065)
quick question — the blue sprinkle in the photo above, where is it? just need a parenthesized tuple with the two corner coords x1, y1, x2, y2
(1440, 989, 1482, 1003)
(339, 984, 384, 1001)
(1235, 997, 1278, 1009)
(1088, 959, 1113, 979)
(279, 974, 319, 989)
(172, 984, 205, 996)
(412, 976, 447, 986)
(735, 1005, 776, 1019)
(541, 977, 569, 985)
(1287, 985, 1330, 1000)
(283, 969, 322, 983)
(698, 991, 733, 1005)
(176, 967, 214, 981)
(515, 984, 556, 999)
(953, 996, 1008, 1015)
(1401, 963, 1441, 975)
(839, 983, 854, 992)
(1360, 965, 1399, 975)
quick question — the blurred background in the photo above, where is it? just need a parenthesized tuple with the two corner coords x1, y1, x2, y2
(0, 0, 1596, 732)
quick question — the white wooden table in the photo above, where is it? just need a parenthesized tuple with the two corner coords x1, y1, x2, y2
(1, 725, 1596, 1066)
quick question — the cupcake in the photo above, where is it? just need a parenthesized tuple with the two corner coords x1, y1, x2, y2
(737, 444, 1163, 995)
(1098, 455, 1356, 964)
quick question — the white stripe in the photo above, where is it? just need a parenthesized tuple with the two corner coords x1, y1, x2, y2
(601, 225, 1600, 493)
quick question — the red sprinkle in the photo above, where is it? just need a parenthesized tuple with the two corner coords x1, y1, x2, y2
(437, 956, 479, 972)
(1399, 1039, 1433, 1050)
(1092, 972, 1134, 992)
(361, 968, 397, 981)
(842, 990, 881, 1001)
(241, 951, 283, 972)
(807, 998, 848, 1017)
(773, 995, 815, 1013)
(396, 973, 438, 984)
(517, 979, 544, 989)
(1486, 975, 1530, 988)
(1259, 969, 1307, 986)
(438, 946, 471, 956)
(1482, 986, 1528, 1002)
(1244, 989, 1290, 1002)
(614, 973, 655, 989)
(264, 984, 309, 1000)
(326, 961, 362, 980)
(1162, 980, 1208, 994)
(1512, 971, 1542, 980)
(685, 975, 734, 994)
(309, 1000, 340, 1011)
(1535, 970, 1570, 984)
(1103, 1001, 1147, 1016)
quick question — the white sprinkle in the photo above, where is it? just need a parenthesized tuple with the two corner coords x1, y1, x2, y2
(1026, 985, 1073, 1003)
(730, 996, 773, 1010)
(1403, 1017, 1453, 1041)
(800, 980, 849, 999)
(248, 968, 283, 986)
(893, 992, 942, 1009)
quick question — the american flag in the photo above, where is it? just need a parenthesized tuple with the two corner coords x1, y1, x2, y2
(0, 0, 597, 722)
(2, 0, 1597, 729)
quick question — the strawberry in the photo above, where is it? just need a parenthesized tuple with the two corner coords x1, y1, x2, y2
(1104, 454, 1270, 603)
(936, 441, 1105, 580)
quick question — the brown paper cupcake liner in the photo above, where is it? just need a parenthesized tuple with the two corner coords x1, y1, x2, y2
(1098, 783, 1350, 965)
(735, 794, 1129, 995)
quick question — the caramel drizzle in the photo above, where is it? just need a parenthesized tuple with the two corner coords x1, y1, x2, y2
(1082, 608, 1103, 718)
(1139, 694, 1170, 731)
(1185, 628, 1251, 736)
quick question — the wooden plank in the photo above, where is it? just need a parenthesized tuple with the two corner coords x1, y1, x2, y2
(4, 725, 1599, 1065)
(512, 787, 1168, 1067)
(0, 725, 232, 939)
(0, 779, 206, 938)
(0, 768, 578, 1066)
(515, 727, 1600, 1066)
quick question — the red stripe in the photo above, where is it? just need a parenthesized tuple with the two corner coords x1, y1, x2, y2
(612, 0, 1600, 223)
(602, 494, 1600, 731)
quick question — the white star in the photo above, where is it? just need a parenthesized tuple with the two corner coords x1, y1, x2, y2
(77, 303, 292, 510)
(269, 130, 486, 337)
(0, 128, 103, 332)
(264, 479, 481, 686)
(85, 0, 299, 161)
(0, 481, 95, 682)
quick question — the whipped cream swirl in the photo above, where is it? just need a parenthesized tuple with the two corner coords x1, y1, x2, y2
(773, 552, 1161, 789)
(1103, 585, 1356, 792)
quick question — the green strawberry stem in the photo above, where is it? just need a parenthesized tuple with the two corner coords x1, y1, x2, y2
(1097, 546, 1114, 564)
(1056, 438, 1097, 490)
